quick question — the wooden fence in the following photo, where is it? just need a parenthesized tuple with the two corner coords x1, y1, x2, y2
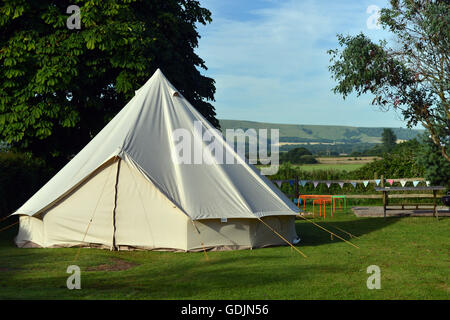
(272, 176, 445, 200)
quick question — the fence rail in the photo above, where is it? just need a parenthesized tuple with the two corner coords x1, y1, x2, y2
(273, 177, 426, 184)
(276, 175, 445, 202)
(285, 193, 444, 199)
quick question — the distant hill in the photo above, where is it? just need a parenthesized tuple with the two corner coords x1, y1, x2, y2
(219, 119, 423, 143)
(219, 119, 424, 155)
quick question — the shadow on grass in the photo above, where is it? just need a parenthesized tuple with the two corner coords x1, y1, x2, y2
(0, 221, 354, 299)
(0, 251, 351, 299)
(0, 214, 395, 298)
(295, 216, 400, 247)
(80, 260, 348, 299)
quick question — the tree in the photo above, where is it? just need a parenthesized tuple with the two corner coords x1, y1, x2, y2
(381, 128, 397, 152)
(352, 139, 425, 179)
(0, 152, 50, 218)
(416, 132, 450, 188)
(0, 141, 7, 152)
(328, 0, 449, 161)
(0, 0, 217, 168)
(280, 147, 317, 164)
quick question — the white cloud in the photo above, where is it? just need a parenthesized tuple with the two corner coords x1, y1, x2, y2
(197, 0, 409, 127)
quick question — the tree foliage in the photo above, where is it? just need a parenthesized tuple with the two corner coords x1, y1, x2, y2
(382, 128, 397, 152)
(328, 0, 449, 161)
(417, 132, 450, 188)
(0, 152, 51, 218)
(351, 139, 425, 179)
(0, 0, 217, 168)
(280, 147, 317, 164)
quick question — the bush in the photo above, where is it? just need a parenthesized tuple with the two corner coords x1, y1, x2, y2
(280, 147, 317, 164)
(0, 152, 51, 218)
(351, 139, 425, 179)
(298, 155, 318, 164)
(416, 133, 450, 189)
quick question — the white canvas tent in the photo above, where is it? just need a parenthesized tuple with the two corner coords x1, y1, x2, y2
(13, 69, 300, 251)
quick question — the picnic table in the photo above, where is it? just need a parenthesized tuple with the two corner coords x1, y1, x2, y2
(375, 186, 446, 218)
(298, 195, 331, 210)
(297, 194, 346, 219)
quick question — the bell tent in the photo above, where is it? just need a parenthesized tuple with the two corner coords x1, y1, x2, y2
(13, 69, 300, 251)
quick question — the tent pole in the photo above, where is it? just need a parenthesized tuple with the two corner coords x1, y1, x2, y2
(74, 160, 117, 261)
(111, 158, 121, 251)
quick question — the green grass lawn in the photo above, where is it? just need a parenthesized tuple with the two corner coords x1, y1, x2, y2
(0, 209, 448, 300)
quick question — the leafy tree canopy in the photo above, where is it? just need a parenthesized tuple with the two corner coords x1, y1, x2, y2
(280, 147, 317, 164)
(352, 139, 425, 179)
(382, 128, 397, 152)
(328, 0, 449, 161)
(285, 147, 312, 157)
(0, 0, 217, 168)
(417, 132, 450, 188)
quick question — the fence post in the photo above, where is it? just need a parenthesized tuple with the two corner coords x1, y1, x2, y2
(381, 175, 386, 219)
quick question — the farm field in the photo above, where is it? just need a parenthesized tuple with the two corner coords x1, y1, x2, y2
(219, 120, 422, 144)
(316, 156, 381, 164)
(0, 209, 448, 300)
(270, 156, 378, 172)
(297, 163, 365, 172)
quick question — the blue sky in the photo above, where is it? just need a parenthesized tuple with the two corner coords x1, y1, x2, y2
(196, 0, 416, 128)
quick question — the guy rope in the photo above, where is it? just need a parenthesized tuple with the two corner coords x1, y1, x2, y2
(0, 220, 18, 233)
(191, 220, 210, 261)
(296, 214, 360, 249)
(257, 217, 307, 258)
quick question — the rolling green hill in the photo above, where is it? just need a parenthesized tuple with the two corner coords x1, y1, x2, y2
(219, 119, 422, 143)
(219, 119, 424, 155)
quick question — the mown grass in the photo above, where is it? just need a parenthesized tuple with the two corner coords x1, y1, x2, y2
(0, 209, 448, 300)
